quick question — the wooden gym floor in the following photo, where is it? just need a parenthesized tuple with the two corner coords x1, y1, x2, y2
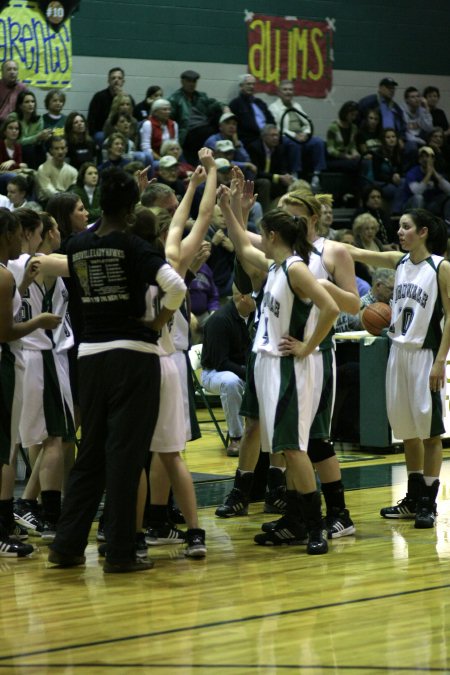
(1, 413, 450, 674)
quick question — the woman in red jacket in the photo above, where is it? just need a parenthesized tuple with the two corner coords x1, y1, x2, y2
(0, 114, 28, 173)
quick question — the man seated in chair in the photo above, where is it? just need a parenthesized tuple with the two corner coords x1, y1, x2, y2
(200, 286, 255, 456)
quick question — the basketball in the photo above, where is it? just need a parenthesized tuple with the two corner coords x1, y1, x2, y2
(361, 302, 392, 336)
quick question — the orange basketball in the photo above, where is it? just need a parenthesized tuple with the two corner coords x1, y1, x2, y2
(361, 302, 392, 336)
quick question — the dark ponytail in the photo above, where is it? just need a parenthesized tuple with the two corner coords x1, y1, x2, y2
(261, 208, 312, 265)
(406, 208, 448, 256)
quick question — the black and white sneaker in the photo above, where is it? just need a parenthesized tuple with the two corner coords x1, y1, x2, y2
(324, 508, 356, 539)
(380, 496, 416, 519)
(145, 524, 186, 546)
(14, 501, 42, 532)
(254, 517, 308, 546)
(0, 537, 34, 558)
(263, 486, 288, 514)
(184, 528, 207, 558)
(215, 488, 249, 518)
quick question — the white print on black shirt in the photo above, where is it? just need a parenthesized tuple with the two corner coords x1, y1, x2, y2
(72, 248, 130, 304)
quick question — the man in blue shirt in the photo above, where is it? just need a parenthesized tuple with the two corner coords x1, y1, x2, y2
(358, 77, 406, 140)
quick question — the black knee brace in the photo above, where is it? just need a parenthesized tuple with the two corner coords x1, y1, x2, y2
(307, 438, 335, 463)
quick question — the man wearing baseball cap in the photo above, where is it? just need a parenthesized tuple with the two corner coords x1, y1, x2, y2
(403, 145, 450, 219)
(169, 69, 228, 164)
(358, 76, 406, 139)
(156, 153, 186, 197)
(205, 112, 256, 176)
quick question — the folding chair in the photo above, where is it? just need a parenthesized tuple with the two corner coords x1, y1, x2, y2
(188, 344, 229, 449)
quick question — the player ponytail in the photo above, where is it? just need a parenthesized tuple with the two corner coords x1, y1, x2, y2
(260, 208, 312, 265)
(406, 208, 447, 256)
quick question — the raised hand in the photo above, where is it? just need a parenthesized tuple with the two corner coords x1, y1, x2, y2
(198, 147, 216, 171)
(242, 180, 257, 213)
(189, 165, 207, 187)
(230, 166, 245, 197)
(137, 167, 156, 195)
(217, 184, 231, 210)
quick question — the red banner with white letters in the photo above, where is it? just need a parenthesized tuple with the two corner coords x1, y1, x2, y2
(246, 13, 334, 98)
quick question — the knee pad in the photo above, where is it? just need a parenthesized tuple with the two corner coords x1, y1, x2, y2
(307, 438, 335, 463)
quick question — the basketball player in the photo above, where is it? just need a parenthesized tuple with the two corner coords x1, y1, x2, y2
(346, 209, 450, 528)
(7, 209, 72, 542)
(0, 209, 61, 557)
(217, 185, 360, 545)
(219, 187, 339, 554)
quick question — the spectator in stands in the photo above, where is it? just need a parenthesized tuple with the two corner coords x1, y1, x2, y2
(42, 90, 67, 140)
(0, 60, 26, 122)
(35, 136, 78, 204)
(353, 212, 385, 254)
(140, 98, 178, 160)
(352, 185, 396, 245)
(205, 112, 255, 175)
(427, 127, 450, 177)
(326, 101, 362, 178)
(334, 228, 355, 245)
(358, 77, 406, 140)
(316, 193, 338, 239)
(423, 86, 450, 138)
(268, 79, 326, 189)
(160, 139, 194, 179)
(87, 67, 133, 144)
(356, 108, 382, 159)
(188, 242, 220, 343)
(15, 90, 51, 169)
(6, 174, 39, 211)
(402, 87, 434, 151)
(201, 285, 254, 456)
(335, 267, 394, 332)
(229, 74, 275, 148)
(103, 94, 139, 145)
(372, 128, 406, 213)
(133, 85, 163, 122)
(97, 132, 130, 173)
(206, 203, 236, 301)
(103, 110, 152, 168)
(65, 112, 96, 170)
(248, 124, 293, 212)
(0, 114, 27, 173)
(169, 69, 224, 164)
(69, 162, 101, 223)
(140, 182, 179, 215)
(156, 155, 186, 198)
(403, 145, 450, 219)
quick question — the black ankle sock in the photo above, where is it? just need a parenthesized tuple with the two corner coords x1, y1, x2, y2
(321, 480, 345, 512)
(148, 504, 168, 528)
(40, 490, 61, 523)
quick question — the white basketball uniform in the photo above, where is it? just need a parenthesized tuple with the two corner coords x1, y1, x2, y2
(170, 302, 198, 441)
(386, 253, 445, 440)
(253, 255, 314, 453)
(144, 286, 186, 453)
(306, 237, 336, 435)
(8, 254, 74, 447)
(0, 264, 24, 463)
